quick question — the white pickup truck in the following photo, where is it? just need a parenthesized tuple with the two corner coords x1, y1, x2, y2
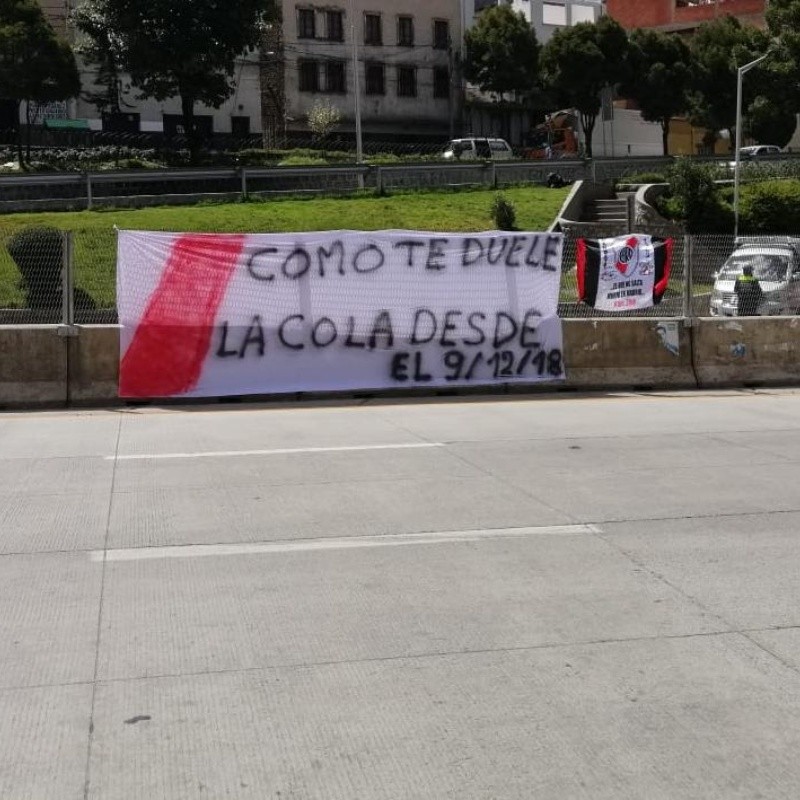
(709, 237, 800, 317)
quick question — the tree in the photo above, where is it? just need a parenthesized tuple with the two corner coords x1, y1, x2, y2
(621, 29, 692, 156)
(306, 99, 340, 150)
(75, 0, 276, 162)
(463, 6, 540, 100)
(0, 0, 80, 165)
(764, 0, 800, 144)
(688, 16, 768, 150)
(747, 95, 797, 148)
(767, 0, 800, 64)
(72, 2, 125, 116)
(540, 16, 629, 159)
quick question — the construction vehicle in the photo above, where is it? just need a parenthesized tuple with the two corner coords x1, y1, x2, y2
(521, 110, 580, 160)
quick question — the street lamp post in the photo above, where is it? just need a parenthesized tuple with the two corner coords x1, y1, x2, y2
(348, 0, 363, 165)
(734, 52, 769, 239)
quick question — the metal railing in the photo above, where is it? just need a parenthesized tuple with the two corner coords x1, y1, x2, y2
(4, 154, 798, 212)
(2, 228, 794, 326)
(0, 158, 677, 211)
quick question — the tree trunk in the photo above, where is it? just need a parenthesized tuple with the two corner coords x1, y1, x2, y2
(180, 92, 200, 165)
(661, 119, 670, 157)
(581, 112, 596, 160)
(25, 101, 35, 162)
(13, 100, 23, 167)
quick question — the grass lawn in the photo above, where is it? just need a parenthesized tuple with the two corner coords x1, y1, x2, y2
(0, 185, 569, 308)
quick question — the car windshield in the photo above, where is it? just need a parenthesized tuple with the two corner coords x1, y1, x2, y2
(720, 252, 790, 281)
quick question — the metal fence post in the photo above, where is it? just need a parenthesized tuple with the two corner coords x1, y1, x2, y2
(86, 172, 93, 210)
(682, 233, 694, 323)
(241, 168, 248, 200)
(61, 231, 75, 327)
(491, 161, 497, 189)
(375, 165, 383, 195)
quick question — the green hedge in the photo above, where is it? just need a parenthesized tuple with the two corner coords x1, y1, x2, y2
(655, 158, 800, 233)
(738, 180, 800, 233)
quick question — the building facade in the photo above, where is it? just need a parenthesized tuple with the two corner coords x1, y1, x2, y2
(33, 0, 264, 137)
(464, 0, 603, 42)
(268, 0, 461, 142)
(509, 0, 603, 43)
(605, 0, 766, 32)
(32, 0, 459, 143)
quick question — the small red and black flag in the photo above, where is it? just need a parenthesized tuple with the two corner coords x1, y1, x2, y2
(576, 235, 673, 311)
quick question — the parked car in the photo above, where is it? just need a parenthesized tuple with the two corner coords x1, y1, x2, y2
(728, 145, 783, 171)
(739, 145, 783, 159)
(709, 237, 800, 316)
(442, 137, 514, 161)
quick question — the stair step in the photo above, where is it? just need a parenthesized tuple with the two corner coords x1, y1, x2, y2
(592, 200, 628, 209)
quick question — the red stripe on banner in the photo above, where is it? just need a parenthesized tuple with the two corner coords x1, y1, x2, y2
(654, 237, 673, 299)
(119, 234, 246, 397)
(576, 238, 586, 301)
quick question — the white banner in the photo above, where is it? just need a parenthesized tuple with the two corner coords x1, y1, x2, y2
(117, 229, 565, 398)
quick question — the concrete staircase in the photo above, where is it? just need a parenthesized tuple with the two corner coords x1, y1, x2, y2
(584, 191, 634, 225)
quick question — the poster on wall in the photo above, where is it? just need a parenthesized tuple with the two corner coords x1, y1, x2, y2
(577, 234, 673, 311)
(117, 229, 566, 398)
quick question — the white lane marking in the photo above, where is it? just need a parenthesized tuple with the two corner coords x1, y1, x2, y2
(108, 442, 444, 462)
(92, 524, 601, 562)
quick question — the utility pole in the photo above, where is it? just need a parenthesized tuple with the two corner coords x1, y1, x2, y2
(448, 41, 455, 140)
(260, 18, 285, 149)
(348, 0, 363, 163)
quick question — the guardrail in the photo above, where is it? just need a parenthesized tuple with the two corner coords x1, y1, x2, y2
(0, 157, 676, 211)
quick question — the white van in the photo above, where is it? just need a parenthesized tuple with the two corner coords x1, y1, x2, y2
(709, 237, 800, 316)
(442, 137, 514, 161)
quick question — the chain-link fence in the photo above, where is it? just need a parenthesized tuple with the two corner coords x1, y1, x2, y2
(0, 226, 67, 324)
(1, 227, 798, 325)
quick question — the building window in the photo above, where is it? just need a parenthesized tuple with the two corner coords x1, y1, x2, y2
(326, 9, 343, 41)
(299, 59, 319, 92)
(570, 4, 596, 24)
(433, 66, 449, 99)
(325, 60, 346, 93)
(433, 19, 449, 50)
(231, 116, 250, 136)
(397, 65, 416, 97)
(298, 8, 316, 38)
(542, 2, 567, 26)
(366, 62, 385, 95)
(364, 13, 382, 45)
(397, 15, 414, 47)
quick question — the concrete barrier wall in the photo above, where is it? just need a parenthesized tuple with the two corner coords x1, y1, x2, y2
(67, 325, 120, 403)
(563, 318, 696, 389)
(693, 317, 800, 387)
(0, 326, 67, 407)
(2, 319, 800, 408)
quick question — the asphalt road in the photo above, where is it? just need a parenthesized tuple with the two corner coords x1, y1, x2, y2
(3, 389, 800, 799)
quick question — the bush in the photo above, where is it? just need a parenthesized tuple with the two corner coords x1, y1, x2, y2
(7, 226, 64, 309)
(235, 148, 279, 167)
(618, 172, 667, 185)
(491, 194, 517, 230)
(738, 179, 800, 234)
(278, 155, 329, 167)
(658, 192, 733, 233)
(661, 158, 729, 232)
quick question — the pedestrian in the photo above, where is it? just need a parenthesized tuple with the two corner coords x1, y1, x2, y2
(734, 264, 764, 316)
